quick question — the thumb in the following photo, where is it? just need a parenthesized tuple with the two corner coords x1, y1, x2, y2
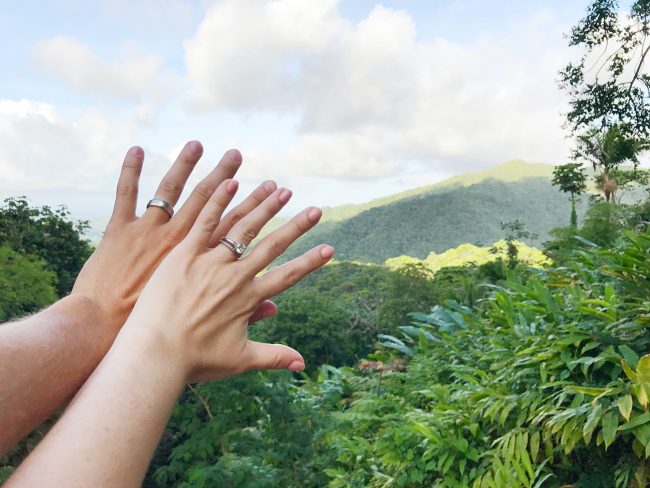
(244, 340, 305, 372)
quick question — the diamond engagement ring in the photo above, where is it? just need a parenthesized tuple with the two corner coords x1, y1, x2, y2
(146, 198, 174, 219)
(219, 237, 246, 258)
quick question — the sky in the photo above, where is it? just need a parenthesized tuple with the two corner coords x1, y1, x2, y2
(0, 0, 594, 228)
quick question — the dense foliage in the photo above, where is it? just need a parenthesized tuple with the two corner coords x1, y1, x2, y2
(0, 197, 92, 296)
(250, 261, 440, 371)
(147, 224, 650, 487)
(0, 245, 57, 322)
(385, 240, 549, 272)
(313, 229, 650, 487)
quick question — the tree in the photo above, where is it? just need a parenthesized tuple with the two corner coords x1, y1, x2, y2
(0, 245, 57, 322)
(377, 263, 437, 331)
(492, 220, 537, 268)
(560, 0, 650, 139)
(0, 197, 92, 296)
(552, 163, 588, 227)
(573, 125, 648, 202)
(609, 166, 650, 203)
(251, 292, 361, 370)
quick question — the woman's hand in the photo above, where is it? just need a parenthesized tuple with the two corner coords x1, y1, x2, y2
(122, 179, 334, 381)
(71, 142, 279, 337)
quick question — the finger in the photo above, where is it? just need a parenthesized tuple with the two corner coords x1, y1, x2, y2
(172, 149, 244, 234)
(245, 206, 322, 270)
(111, 146, 144, 222)
(255, 245, 334, 298)
(249, 300, 277, 324)
(185, 179, 239, 249)
(213, 188, 292, 260)
(207, 180, 277, 248)
(144, 140, 203, 223)
(243, 340, 305, 372)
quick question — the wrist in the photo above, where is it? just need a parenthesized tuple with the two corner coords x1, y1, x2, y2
(115, 322, 190, 385)
(51, 294, 117, 357)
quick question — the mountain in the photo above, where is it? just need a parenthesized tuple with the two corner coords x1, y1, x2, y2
(273, 161, 585, 265)
(319, 159, 555, 222)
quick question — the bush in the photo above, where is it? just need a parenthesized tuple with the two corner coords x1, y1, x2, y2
(0, 245, 57, 322)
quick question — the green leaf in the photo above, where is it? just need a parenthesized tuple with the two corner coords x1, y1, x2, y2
(583, 403, 603, 444)
(638, 355, 650, 383)
(617, 394, 633, 421)
(622, 359, 638, 381)
(601, 411, 619, 449)
(619, 345, 640, 369)
(565, 385, 620, 397)
(530, 431, 540, 463)
(619, 412, 650, 431)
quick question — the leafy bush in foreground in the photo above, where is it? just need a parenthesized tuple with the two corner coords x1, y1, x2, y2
(312, 229, 650, 487)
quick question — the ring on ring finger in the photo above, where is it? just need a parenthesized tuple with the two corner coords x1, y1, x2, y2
(146, 198, 175, 219)
(218, 237, 247, 258)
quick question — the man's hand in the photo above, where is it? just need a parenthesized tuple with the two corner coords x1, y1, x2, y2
(71, 141, 278, 336)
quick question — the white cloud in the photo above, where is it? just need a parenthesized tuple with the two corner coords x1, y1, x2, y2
(184, 1, 573, 177)
(31, 36, 168, 102)
(184, 0, 346, 110)
(0, 98, 134, 192)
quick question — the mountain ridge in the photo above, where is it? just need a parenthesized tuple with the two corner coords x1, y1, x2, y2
(318, 159, 555, 223)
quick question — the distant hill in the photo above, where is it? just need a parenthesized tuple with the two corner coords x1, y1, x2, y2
(319, 160, 555, 223)
(273, 161, 588, 265)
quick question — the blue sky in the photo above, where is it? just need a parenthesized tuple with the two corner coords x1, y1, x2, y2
(0, 0, 593, 228)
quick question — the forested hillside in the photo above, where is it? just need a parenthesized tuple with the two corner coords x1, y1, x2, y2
(277, 176, 584, 264)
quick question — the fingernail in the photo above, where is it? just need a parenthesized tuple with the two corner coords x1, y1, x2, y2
(288, 361, 305, 372)
(264, 180, 277, 193)
(320, 245, 334, 260)
(226, 179, 239, 194)
(308, 207, 322, 223)
(225, 148, 242, 164)
(278, 188, 292, 204)
(187, 140, 203, 156)
(128, 146, 143, 157)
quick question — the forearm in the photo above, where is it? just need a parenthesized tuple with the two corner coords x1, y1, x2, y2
(0, 295, 114, 454)
(6, 325, 186, 487)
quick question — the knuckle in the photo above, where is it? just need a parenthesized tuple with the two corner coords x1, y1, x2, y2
(116, 183, 137, 198)
(218, 150, 242, 172)
(178, 155, 196, 169)
(193, 182, 214, 201)
(284, 266, 302, 287)
(308, 250, 321, 268)
(270, 239, 285, 258)
(292, 216, 309, 235)
(201, 214, 220, 234)
(159, 178, 183, 196)
(225, 210, 244, 228)
(167, 222, 186, 244)
(272, 351, 283, 370)
(164, 224, 185, 246)
(252, 189, 267, 204)
(123, 160, 141, 170)
(242, 226, 258, 243)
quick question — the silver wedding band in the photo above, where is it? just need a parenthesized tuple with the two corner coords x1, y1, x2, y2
(146, 198, 174, 219)
(219, 237, 246, 258)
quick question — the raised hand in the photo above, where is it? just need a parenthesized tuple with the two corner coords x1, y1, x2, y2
(71, 142, 279, 335)
(5, 178, 333, 488)
(123, 178, 334, 381)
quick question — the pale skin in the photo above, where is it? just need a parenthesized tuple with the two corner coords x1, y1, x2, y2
(6, 178, 333, 487)
(0, 141, 281, 454)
